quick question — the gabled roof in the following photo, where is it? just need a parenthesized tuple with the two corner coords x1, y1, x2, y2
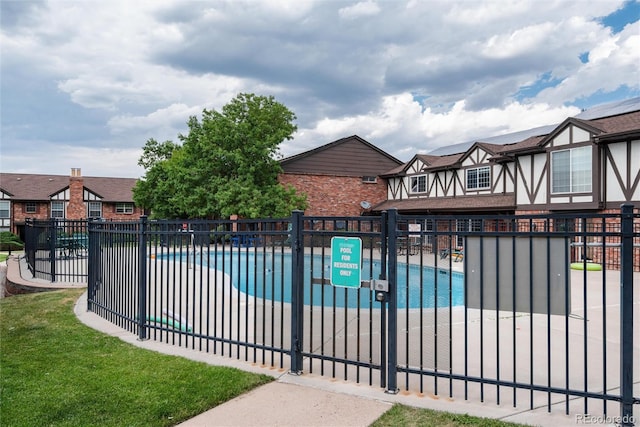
(0, 173, 138, 202)
(379, 153, 440, 178)
(280, 135, 403, 177)
(536, 117, 605, 148)
(456, 142, 505, 164)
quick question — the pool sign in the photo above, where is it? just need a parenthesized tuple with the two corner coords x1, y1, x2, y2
(330, 237, 362, 288)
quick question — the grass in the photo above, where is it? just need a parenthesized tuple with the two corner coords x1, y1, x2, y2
(371, 405, 526, 427)
(0, 253, 8, 262)
(0, 289, 273, 426)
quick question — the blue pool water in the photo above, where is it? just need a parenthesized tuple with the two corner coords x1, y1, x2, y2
(171, 252, 464, 309)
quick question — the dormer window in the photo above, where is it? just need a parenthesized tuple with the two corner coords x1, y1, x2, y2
(466, 166, 490, 190)
(410, 175, 426, 193)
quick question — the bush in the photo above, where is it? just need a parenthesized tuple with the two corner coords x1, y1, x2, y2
(0, 232, 24, 252)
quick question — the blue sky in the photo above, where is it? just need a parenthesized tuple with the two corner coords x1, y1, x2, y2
(1, 0, 638, 178)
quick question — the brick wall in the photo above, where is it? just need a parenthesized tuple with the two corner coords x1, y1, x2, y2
(278, 173, 387, 217)
(12, 202, 50, 224)
(101, 204, 144, 221)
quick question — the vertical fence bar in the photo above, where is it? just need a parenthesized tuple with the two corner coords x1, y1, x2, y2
(386, 208, 398, 394)
(87, 218, 95, 312)
(137, 216, 148, 341)
(290, 210, 304, 374)
(619, 204, 634, 427)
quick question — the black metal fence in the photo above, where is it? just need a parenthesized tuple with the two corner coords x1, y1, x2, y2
(26, 206, 639, 424)
(24, 218, 89, 282)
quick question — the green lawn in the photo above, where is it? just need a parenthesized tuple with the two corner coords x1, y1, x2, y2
(0, 289, 273, 426)
(372, 405, 526, 427)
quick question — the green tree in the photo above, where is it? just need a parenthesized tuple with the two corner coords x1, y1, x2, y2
(133, 93, 307, 219)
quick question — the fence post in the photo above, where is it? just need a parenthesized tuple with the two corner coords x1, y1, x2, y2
(386, 208, 399, 393)
(379, 211, 388, 388)
(49, 218, 57, 282)
(290, 210, 304, 374)
(137, 216, 148, 341)
(619, 204, 634, 426)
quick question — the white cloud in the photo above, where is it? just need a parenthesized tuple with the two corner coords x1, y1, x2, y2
(1, 0, 638, 178)
(339, 1, 381, 20)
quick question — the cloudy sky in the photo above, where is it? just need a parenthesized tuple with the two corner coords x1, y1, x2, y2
(1, 0, 638, 178)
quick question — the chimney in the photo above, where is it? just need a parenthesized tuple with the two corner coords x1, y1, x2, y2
(66, 168, 85, 219)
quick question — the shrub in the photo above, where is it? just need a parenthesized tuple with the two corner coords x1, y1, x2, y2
(0, 232, 24, 252)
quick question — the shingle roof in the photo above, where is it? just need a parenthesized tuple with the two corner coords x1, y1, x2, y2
(373, 194, 516, 212)
(0, 173, 138, 202)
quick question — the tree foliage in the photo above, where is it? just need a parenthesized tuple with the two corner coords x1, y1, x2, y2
(133, 93, 307, 219)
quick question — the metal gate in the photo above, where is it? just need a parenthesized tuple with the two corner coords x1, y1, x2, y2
(288, 211, 390, 387)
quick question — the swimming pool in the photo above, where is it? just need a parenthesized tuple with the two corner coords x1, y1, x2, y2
(170, 251, 464, 309)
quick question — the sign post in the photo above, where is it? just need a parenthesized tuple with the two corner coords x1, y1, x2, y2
(330, 237, 362, 288)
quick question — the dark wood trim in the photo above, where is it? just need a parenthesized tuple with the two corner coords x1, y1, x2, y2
(603, 141, 640, 201)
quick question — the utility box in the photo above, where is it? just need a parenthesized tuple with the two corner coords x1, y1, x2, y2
(465, 236, 571, 315)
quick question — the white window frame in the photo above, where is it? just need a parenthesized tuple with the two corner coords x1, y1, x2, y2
(51, 201, 65, 218)
(0, 201, 10, 219)
(25, 202, 37, 214)
(116, 202, 134, 214)
(410, 175, 427, 193)
(87, 201, 102, 218)
(551, 146, 592, 194)
(466, 166, 491, 190)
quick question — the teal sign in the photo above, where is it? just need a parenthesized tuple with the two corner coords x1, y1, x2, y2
(330, 237, 362, 288)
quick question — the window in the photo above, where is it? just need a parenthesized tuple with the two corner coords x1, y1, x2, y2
(51, 201, 65, 218)
(410, 175, 426, 193)
(0, 201, 9, 219)
(116, 203, 134, 214)
(456, 219, 482, 247)
(88, 201, 102, 218)
(551, 146, 592, 194)
(25, 202, 37, 213)
(466, 166, 490, 190)
(424, 219, 434, 246)
(361, 176, 377, 183)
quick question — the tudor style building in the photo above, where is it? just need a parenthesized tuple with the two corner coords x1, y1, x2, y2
(375, 98, 640, 216)
(0, 168, 143, 240)
(374, 98, 640, 269)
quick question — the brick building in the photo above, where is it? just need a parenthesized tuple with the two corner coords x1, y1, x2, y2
(0, 168, 143, 240)
(278, 135, 403, 217)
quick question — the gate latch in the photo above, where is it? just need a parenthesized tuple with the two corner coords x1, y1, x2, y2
(369, 279, 388, 292)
